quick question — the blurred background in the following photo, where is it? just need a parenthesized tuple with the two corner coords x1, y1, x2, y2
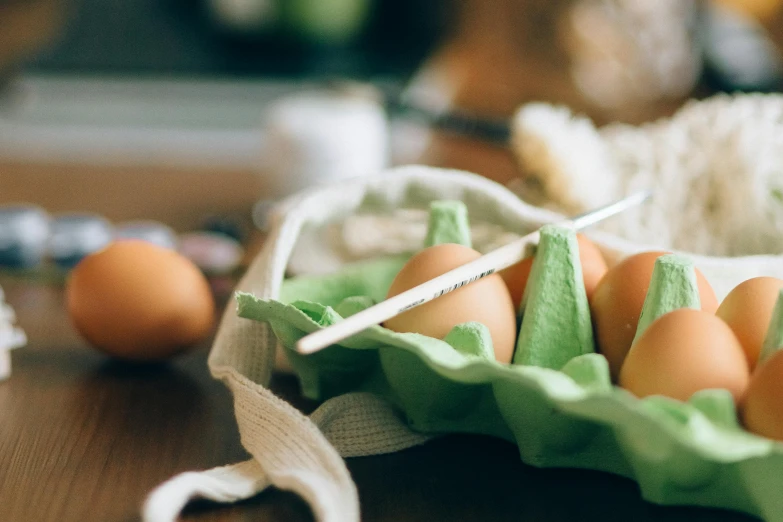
(3, 0, 783, 262)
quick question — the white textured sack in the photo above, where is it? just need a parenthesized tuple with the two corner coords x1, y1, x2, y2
(512, 93, 783, 259)
(144, 94, 783, 521)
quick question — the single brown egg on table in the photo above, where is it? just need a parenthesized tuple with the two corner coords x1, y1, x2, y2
(620, 308, 749, 403)
(742, 349, 783, 441)
(66, 240, 215, 361)
(384, 243, 517, 364)
(716, 277, 783, 369)
(500, 233, 608, 309)
(590, 251, 719, 379)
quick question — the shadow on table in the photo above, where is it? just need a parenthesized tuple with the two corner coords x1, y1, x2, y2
(349, 434, 757, 522)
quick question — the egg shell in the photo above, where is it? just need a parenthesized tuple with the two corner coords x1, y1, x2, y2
(500, 233, 608, 309)
(591, 251, 719, 379)
(384, 243, 517, 364)
(716, 277, 783, 369)
(66, 240, 215, 360)
(741, 349, 783, 441)
(620, 309, 749, 403)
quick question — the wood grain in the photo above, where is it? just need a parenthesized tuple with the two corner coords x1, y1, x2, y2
(0, 277, 316, 522)
(0, 275, 755, 522)
(0, 162, 264, 234)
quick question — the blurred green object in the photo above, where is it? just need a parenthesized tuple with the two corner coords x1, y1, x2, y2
(282, 0, 373, 45)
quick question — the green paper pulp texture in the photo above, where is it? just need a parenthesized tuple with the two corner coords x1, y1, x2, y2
(761, 289, 783, 363)
(424, 200, 472, 248)
(633, 254, 701, 345)
(237, 248, 783, 522)
(514, 226, 594, 369)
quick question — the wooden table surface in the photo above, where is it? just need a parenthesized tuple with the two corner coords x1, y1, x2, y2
(0, 273, 757, 522)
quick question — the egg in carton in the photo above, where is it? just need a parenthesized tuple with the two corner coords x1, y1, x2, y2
(234, 165, 783, 522)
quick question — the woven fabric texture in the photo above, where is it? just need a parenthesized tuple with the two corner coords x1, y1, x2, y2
(144, 94, 783, 521)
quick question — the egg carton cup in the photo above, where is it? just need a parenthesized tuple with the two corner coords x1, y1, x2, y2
(144, 97, 783, 522)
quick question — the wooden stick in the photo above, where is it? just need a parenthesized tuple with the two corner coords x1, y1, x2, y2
(296, 191, 651, 355)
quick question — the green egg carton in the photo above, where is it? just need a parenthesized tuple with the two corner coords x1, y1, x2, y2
(236, 169, 783, 521)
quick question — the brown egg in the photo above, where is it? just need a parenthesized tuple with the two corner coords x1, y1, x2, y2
(66, 240, 215, 360)
(742, 350, 783, 440)
(716, 277, 783, 370)
(591, 251, 719, 379)
(620, 309, 749, 403)
(500, 233, 608, 309)
(384, 243, 517, 363)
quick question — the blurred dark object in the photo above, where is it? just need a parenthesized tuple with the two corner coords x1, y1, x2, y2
(201, 215, 247, 244)
(402, 0, 705, 185)
(6, 0, 783, 192)
(47, 213, 113, 269)
(0, 0, 65, 81)
(405, 0, 702, 127)
(700, 0, 783, 92)
(17, 0, 446, 79)
(0, 205, 50, 269)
